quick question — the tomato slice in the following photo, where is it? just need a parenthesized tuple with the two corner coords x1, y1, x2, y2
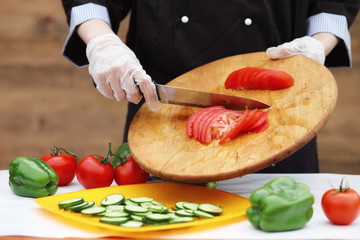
(199, 109, 226, 144)
(187, 107, 268, 144)
(205, 110, 243, 143)
(218, 108, 249, 144)
(225, 67, 294, 90)
(250, 120, 269, 133)
(193, 106, 224, 141)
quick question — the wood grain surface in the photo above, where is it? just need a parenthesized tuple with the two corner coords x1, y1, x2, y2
(128, 52, 338, 183)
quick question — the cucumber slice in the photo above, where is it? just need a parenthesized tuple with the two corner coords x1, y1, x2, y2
(105, 211, 129, 218)
(121, 220, 143, 228)
(194, 210, 214, 218)
(145, 213, 171, 223)
(68, 201, 94, 212)
(171, 217, 194, 223)
(100, 194, 125, 206)
(175, 201, 186, 210)
(148, 205, 169, 214)
(198, 203, 223, 216)
(124, 205, 149, 214)
(175, 209, 194, 217)
(58, 198, 84, 209)
(129, 197, 153, 204)
(151, 200, 166, 206)
(81, 206, 106, 216)
(106, 205, 125, 212)
(100, 216, 129, 225)
(130, 215, 144, 222)
(124, 199, 139, 206)
(183, 202, 199, 211)
(139, 202, 153, 209)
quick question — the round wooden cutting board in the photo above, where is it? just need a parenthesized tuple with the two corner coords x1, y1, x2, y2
(128, 52, 337, 183)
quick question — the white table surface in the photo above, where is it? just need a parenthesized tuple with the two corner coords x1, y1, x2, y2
(1, 170, 360, 239)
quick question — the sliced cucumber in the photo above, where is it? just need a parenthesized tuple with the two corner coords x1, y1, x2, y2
(198, 203, 223, 216)
(100, 216, 129, 225)
(106, 205, 125, 212)
(124, 199, 139, 206)
(81, 206, 106, 216)
(171, 217, 194, 223)
(121, 220, 143, 228)
(129, 197, 153, 204)
(100, 194, 125, 206)
(124, 205, 149, 214)
(151, 200, 166, 206)
(105, 211, 129, 218)
(68, 201, 94, 212)
(145, 213, 171, 223)
(175, 201, 186, 210)
(183, 202, 199, 211)
(194, 210, 214, 218)
(175, 209, 194, 217)
(58, 198, 84, 209)
(130, 215, 144, 222)
(148, 205, 169, 214)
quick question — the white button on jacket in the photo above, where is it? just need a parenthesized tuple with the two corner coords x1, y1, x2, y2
(181, 16, 189, 23)
(244, 17, 252, 26)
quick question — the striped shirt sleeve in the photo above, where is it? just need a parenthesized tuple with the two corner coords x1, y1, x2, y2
(307, 12, 352, 66)
(62, 3, 111, 67)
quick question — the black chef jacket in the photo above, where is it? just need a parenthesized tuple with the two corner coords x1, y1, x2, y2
(62, 0, 359, 173)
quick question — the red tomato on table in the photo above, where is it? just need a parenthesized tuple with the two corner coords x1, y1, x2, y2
(114, 156, 149, 185)
(76, 154, 114, 189)
(321, 181, 360, 225)
(225, 67, 294, 90)
(41, 146, 77, 186)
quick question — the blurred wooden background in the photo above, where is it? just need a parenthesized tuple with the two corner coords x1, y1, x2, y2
(0, 1, 359, 174)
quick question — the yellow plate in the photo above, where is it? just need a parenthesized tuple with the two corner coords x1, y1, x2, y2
(35, 182, 250, 233)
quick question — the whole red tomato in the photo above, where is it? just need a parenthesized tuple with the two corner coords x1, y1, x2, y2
(41, 146, 77, 186)
(115, 156, 149, 185)
(321, 180, 360, 225)
(76, 154, 114, 189)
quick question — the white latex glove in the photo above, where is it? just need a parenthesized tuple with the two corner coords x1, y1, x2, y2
(266, 36, 325, 64)
(86, 33, 160, 112)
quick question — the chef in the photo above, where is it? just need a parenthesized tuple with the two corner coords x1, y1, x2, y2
(61, 0, 359, 173)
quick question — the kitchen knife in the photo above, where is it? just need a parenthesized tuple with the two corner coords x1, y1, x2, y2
(156, 84, 270, 110)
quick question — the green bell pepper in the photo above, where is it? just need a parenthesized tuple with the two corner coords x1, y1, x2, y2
(246, 176, 314, 232)
(9, 156, 59, 198)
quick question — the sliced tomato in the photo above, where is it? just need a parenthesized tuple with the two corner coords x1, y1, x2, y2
(187, 107, 269, 145)
(205, 110, 243, 143)
(199, 109, 226, 144)
(251, 120, 269, 133)
(192, 106, 224, 140)
(224, 67, 294, 90)
(187, 107, 218, 137)
(218, 108, 250, 144)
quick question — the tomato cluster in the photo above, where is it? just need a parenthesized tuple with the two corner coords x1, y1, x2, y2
(40, 143, 149, 189)
(225, 67, 294, 90)
(186, 106, 268, 144)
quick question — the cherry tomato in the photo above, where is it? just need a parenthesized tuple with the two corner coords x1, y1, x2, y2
(321, 181, 360, 225)
(225, 67, 294, 90)
(41, 146, 77, 186)
(114, 156, 149, 185)
(76, 154, 114, 189)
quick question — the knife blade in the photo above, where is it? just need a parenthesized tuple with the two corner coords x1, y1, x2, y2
(155, 84, 270, 110)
